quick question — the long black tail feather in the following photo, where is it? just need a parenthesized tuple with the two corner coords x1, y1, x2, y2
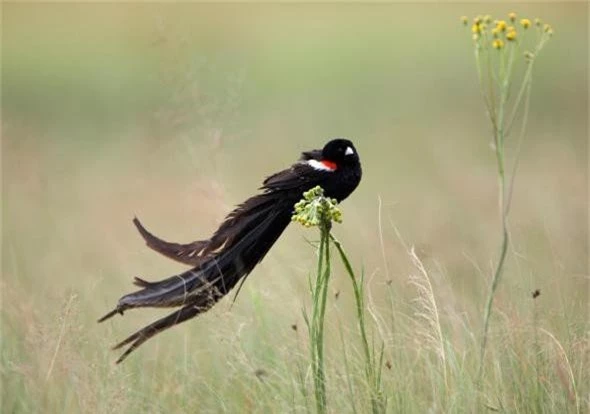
(97, 308, 122, 323)
(132, 193, 280, 267)
(98, 266, 222, 322)
(133, 217, 210, 267)
(100, 192, 295, 361)
(113, 304, 204, 364)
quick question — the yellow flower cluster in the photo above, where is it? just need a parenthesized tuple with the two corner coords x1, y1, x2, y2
(292, 186, 342, 228)
(495, 20, 507, 31)
(465, 12, 554, 50)
(492, 39, 504, 49)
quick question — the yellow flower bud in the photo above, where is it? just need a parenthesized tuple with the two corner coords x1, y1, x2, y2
(520, 18, 531, 29)
(484, 15, 492, 24)
(461, 16, 468, 25)
(492, 39, 504, 49)
(471, 23, 481, 34)
(506, 30, 517, 41)
(496, 20, 507, 31)
(491, 27, 500, 37)
(508, 12, 517, 22)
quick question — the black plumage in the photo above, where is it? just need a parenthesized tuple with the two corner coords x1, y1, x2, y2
(99, 138, 361, 363)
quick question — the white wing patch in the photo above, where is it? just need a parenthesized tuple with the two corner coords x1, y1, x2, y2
(307, 159, 336, 171)
(345, 146, 354, 156)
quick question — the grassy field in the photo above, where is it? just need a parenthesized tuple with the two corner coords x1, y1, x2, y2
(2, 3, 588, 413)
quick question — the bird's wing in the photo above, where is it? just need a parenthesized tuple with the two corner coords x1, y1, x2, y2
(262, 161, 332, 192)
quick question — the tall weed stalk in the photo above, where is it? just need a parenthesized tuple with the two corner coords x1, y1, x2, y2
(461, 13, 553, 384)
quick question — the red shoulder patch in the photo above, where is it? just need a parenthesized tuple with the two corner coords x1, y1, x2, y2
(321, 160, 337, 170)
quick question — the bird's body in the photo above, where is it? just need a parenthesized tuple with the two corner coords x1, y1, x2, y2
(99, 139, 361, 363)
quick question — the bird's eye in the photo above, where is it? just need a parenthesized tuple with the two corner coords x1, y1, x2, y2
(345, 147, 354, 156)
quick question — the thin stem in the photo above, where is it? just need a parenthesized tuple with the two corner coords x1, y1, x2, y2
(478, 64, 510, 386)
(478, 41, 510, 386)
(337, 315, 359, 414)
(479, 51, 538, 384)
(331, 234, 385, 414)
(485, 45, 498, 129)
(310, 224, 328, 414)
(505, 62, 535, 137)
(331, 235, 372, 376)
(505, 72, 533, 213)
(504, 40, 518, 101)
(478, 213, 509, 383)
(317, 226, 331, 409)
(533, 296, 543, 411)
(475, 48, 494, 124)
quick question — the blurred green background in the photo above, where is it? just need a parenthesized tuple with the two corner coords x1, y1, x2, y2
(2, 3, 588, 413)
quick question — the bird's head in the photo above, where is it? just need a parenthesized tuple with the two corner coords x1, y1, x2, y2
(321, 138, 359, 168)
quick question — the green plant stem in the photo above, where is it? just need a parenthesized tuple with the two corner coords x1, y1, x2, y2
(310, 223, 329, 414)
(478, 206, 509, 383)
(475, 48, 494, 123)
(505, 71, 533, 212)
(506, 62, 535, 136)
(302, 190, 384, 413)
(485, 46, 498, 127)
(337, 315, 359, 414)
(477, 40, 514, 386)
(533, 297, 542, 411)
(331, 234, 385, 414)
(478, 85, 510, 386)
(479, 54, 538, 387)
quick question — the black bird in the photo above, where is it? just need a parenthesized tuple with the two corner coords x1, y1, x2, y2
(99, 138, 362, 363)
